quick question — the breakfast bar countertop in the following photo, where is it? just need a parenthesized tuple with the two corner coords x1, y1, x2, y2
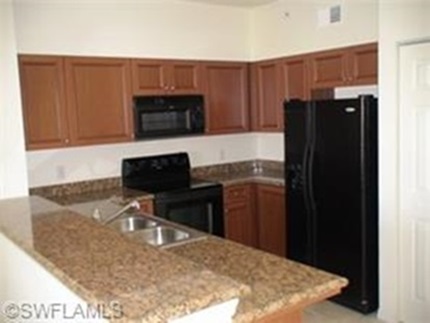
(0, 194, 347, 323)
(0, 196, 249, 323)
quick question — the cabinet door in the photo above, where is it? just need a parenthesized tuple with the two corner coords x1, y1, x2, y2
(65, 57, 133, 146)
(348, 43, 378, 85)
(203, 62, 249, 133)
(139, 199, 154, 215)
(280, 56, 309, 101)
(18, 55, 69, 150)
(256, 185, 286, 257)
(224, 185, 257, 247)
(131, 59, 169, 95)
(251, 59, 283, 131)
(170, 61, 202, 94)
(308, 49, 347, 89)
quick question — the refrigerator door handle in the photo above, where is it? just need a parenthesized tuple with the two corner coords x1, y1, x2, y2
(302, 103, 313, 228)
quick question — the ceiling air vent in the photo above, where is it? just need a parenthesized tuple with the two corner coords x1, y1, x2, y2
(318, 4, 342, 27)
(330, 5, 342, 24)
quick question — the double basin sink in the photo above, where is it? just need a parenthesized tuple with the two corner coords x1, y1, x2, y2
(107, 213, 206, 248)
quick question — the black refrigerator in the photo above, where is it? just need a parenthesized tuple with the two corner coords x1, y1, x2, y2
(284, 95, 378, 314)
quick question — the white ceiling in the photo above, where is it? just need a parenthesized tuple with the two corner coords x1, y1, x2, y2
(180, 0, 278, 7)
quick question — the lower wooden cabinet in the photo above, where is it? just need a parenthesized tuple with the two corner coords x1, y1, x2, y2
(224, 184, 258, 247)
(223, 183, 286, 257)
(139, 199, 154, 215)
(256, 184, 286, 257)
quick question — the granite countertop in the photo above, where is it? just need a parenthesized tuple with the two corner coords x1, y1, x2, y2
(2, 162, 347, 322)
(169, 238, 347, 323)
(197, 169, 284, 187)
(0, 196, 248, 322)
(0, 195, 347, 323)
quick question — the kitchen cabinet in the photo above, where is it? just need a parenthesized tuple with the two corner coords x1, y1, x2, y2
(250, 59, 283, 131)
(308, 42, 377, 89)
(139, 199, 154, 215)
(251, 55, 309, 132)
(18, 55, 69, 150)
(202, 62, 249, 134)
(256, 184, 286, 257)
(65, 57, 133, 146)
(19, 55, 133, 149)
(280, 55, 309, 101)
(224, 184, 258, 248)
(131, 59, 202, 95)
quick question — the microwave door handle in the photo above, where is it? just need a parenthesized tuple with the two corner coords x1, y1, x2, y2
(207, 203, 214, 234)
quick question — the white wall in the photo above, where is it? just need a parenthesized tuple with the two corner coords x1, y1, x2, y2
(14, 0, 379, 188)
(0, 1, 28, 198)
(27, 134, 259, 187)
(378, 1, 430, 322)
(250, 0, 378, 60)
(13, 0, 250, 61)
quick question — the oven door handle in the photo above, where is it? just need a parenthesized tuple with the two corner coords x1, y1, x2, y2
(207, 203, 214, 234)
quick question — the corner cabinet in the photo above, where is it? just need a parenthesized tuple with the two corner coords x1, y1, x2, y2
(250, 55, 309, 132)
(18, 55, 69, 150)
(19, 55, 134, 150)
(308, 42, 377, 89)
(202, 62, 249, 134)
(224, 184, 258, 248)
(131, 59, 202, 95)
(256, 184, 286, 257)
(250, 59, 283, 131)
(65, 57, 133, 146)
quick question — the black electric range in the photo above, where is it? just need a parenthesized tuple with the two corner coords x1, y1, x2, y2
(121, 152, 224, 237)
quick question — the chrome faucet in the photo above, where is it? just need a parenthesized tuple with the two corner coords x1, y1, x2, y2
(92, 200, 140, 225)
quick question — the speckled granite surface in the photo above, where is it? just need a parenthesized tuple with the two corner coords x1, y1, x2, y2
(192, 159, 284, 187)
(169, 238, 348, 323)
(0, 196, 248, 322)
(4, 160, 349, 322)
(30, 160, 284, 204)
(0, 195, 346, 322)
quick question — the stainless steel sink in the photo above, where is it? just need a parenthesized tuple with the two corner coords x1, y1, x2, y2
(137, 225, 190, 247)
(107, 213, 206, 248)
(108, 216, 158, 233)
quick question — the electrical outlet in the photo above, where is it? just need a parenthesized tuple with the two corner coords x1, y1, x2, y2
(56, 165, 65, 180)
(220, 149, 226, 161)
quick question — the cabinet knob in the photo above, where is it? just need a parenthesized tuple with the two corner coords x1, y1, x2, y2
(64, 139, 69, 144)
(163, 85, 169, 91)
(170, 86, 176, 91)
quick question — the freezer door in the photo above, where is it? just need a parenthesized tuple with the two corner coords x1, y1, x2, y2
(312, 97, 378, 313)
(285, 100, 314, 265)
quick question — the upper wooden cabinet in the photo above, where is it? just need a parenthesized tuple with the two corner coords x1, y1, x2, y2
(251, 55, 309, 132)
(65, 57, 133, 146)
(202, 62, 249, 134)
(348, 43, 378, 85)
(131, 59, 202, 95)
(250, 59, 283, 131)
(280, 55, 309, 101)
(308, 42, 377, 89)
(18, 55, 69, 150)
(19, 55, 134, 150)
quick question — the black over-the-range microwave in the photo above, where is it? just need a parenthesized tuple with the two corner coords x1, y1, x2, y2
(133, 95, 205, 139)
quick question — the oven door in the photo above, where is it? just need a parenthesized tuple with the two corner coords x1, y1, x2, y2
(154, 186, 224, 237)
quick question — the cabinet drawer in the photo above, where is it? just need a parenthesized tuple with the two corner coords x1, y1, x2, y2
(224, 184, 251, 204)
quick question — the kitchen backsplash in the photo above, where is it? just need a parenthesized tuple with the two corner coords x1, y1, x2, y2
(30, 160, 284, 197)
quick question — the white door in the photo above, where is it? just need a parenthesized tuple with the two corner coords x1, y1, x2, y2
(399, 41, 430, 323)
